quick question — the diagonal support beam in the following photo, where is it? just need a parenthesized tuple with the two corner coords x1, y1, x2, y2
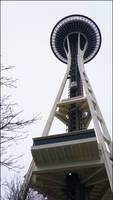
(81, 167, 104, 184)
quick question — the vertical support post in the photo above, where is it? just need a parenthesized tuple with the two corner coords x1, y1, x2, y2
(66, 173, 85, 200)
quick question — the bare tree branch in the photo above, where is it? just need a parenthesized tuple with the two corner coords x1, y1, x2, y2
(1, 65, 17, 88)
(1, 177, 45, 200)
(1, 64, 41, 170)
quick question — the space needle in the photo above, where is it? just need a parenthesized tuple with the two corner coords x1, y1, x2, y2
(18, 15, 112, 200)
(50, 14, 101, 133)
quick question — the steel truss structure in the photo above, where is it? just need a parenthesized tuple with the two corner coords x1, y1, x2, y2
(18, 15, 113, 200)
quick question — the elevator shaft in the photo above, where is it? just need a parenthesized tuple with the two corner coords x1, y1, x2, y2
(66, 33, 84, 132)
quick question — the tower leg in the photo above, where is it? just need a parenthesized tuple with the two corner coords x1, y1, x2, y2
(42, 37, 71, 137)
(77, 33, 113, 192)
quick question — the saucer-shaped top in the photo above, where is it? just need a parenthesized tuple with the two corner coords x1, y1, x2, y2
(50, 15, 101, 64)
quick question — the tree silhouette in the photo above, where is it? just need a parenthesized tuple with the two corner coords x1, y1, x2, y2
(0, 65, 39, 170)
(2, 177, 45, 200)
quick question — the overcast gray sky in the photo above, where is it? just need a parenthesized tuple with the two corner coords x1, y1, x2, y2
(1, 1, 112, 180)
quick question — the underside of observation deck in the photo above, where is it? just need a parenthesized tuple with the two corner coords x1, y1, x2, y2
(30, 168, 112, 200)
(31, 129, 112, 200)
